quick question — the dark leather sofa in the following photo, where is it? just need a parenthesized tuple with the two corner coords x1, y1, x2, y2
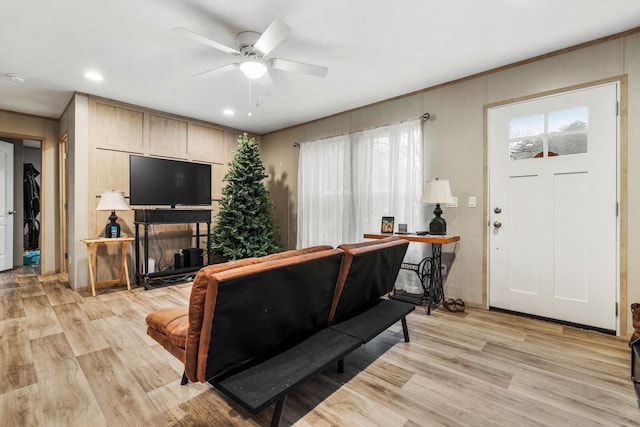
(146, 236, 413, 426)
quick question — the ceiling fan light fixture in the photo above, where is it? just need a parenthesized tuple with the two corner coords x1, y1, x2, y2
(239, 61, 267, 79)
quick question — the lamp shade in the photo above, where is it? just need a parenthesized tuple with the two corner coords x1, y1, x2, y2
(239, 61, 268, 79)
(96, 191, 129, 211)
(420, 179, 454, 204)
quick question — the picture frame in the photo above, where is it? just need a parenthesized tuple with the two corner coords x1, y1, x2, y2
(381, 216, 395, 233)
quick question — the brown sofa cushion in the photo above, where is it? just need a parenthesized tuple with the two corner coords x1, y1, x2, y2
(146, 306, 189, 347)
(146, 311, 187, 362)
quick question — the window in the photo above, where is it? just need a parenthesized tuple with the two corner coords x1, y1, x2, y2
(297, 119, 424, 249)
(509, 106, 588, 160)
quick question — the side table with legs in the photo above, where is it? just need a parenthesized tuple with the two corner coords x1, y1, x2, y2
(364, 233, 460, 314)
(81, 237, 134, 296)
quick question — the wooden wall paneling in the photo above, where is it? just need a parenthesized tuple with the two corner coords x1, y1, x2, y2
(211, 202, 220, 221)
(95, 103, 144, 151)
(91, 148, 132, 240)
(212, 163, 227, 200)
(94, 149, 130, 198)
(149, 115, 187, 158)
(83, 96, 246, 292)
(224, 132, 241, 163)
(188, 124, 224, 163)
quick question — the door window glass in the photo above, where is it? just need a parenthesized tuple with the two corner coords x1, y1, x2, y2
(509, 114, 544, 160)
(548, 107, 588, 155)
(509, 107, 588, 160)
(509, 138, 543, 160)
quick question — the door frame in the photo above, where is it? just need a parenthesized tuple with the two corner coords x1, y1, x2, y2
(59, 134, 68, 273)
(483, 77, 627, 335)
(0, 140, 15, 271)
(0, 133, 47, 271)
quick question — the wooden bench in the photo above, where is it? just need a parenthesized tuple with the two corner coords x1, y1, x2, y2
(146, 237, 413, 426)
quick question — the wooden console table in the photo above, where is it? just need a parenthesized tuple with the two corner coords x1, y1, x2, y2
(364, 233, 460, 314)
(81, 237, 134, 296)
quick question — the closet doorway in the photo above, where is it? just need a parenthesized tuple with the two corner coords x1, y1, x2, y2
(0, 136, 42, 271)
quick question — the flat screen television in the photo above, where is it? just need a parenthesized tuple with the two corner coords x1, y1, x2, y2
(129, 155, 212, 207)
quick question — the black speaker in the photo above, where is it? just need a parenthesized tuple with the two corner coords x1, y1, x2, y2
(183, 248, 204, 268)
(174, 253, 184, 269)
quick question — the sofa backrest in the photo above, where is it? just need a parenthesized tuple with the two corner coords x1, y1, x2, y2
(196, 248, 344, 382)
(329, 236, 409, 323)
(184, 245, 334, 381)
(256, 245, 334, 262)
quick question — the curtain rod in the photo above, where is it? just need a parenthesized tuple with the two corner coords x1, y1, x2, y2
(292, 112, 431, 147)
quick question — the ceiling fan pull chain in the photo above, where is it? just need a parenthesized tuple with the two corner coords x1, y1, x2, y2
(248, 80, 253, 116)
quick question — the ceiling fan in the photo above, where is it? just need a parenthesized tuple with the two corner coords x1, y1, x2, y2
(173, 20, 328, 81)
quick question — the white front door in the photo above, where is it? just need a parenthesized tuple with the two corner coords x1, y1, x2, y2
(0, 140, 15, 271)
(488, 83, 618, 332)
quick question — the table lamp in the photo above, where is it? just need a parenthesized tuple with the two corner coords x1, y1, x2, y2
(420, 178, 454, 235)
(96, 190, 129, 238)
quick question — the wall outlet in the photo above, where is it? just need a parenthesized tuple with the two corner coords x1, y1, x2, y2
(440, 264, 447, 276)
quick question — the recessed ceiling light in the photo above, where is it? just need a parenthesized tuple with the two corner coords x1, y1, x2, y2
(223, 109, 235, 116)
(84, 71, 103, 81)
(7, 73, 25, 83)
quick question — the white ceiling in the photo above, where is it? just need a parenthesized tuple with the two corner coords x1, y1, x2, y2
(1, 1, 639, 135)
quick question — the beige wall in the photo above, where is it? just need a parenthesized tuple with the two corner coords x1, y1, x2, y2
(261, 33, 639, 337)
(0, 109, 59, 274)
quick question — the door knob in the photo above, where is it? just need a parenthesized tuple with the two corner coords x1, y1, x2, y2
(494, 207, 502, 214)
(493, 221, 502, 228)
(8, 210, 16, 215)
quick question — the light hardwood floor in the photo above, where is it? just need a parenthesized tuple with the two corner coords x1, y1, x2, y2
(1, 267, 638, 426)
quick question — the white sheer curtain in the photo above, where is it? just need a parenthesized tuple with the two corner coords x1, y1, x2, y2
(297, 120, 425, 292)
(297, 134, 352, 248)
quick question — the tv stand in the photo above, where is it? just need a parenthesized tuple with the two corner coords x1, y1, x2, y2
(134, 209, 212, 290)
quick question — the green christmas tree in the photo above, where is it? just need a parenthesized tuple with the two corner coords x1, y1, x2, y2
(210, 133, 282, 260)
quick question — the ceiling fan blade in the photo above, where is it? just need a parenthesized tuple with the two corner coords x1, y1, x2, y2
(258, 71, 278, 95)
(173, 27, 240, 55)
(270, 58, 328, 78)
(192, 63, 239, 78)
(254, 20, 291, 56)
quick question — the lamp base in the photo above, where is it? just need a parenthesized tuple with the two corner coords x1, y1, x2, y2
(105, 222, 121, 238)
(429, 203, 447, 235)
(105, 210, 121, 238)
(429, 216, 447, 235)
